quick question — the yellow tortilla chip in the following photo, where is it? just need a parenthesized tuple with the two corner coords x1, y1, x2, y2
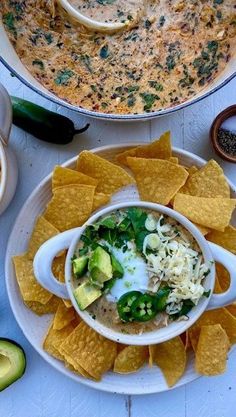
(194, 224, 210, 236)
(53, 301, 76, 330)
(215, 263, 230, 292)
(168, 156, 178, 164)
(52, 166, 98, 191)
(64, 358, 93, 379)
(59, 321, 117, 380)
(189, 308, 236, 351)
(25, 296, 60, 315)
(174, 194, 236, 231)
(113, 346, 148, 374)
(179, 166, 199, 194)
(44, 184, 95, 231)
(195, 324, 230, 376)
(150, 337, 186, 387)
(207, 225, 236, 254)
(52, 255, 72, 308)
(93, 192, 111, 211)
(116, 131, 172, 165)
(43, 320, 76, 361)
(13, 254, 52, 304)
(214, 264, 236, 316)
(76, 151, 134, 194)
(27, 216, 59, 260)
(185, 160, 230, 198)
(127, 157, 188, 205)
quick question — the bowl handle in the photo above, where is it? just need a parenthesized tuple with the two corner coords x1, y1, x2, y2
(207, 242, 236, 310)
(33, 228, 80, 299)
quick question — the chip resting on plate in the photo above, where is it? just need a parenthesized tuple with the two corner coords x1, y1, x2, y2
(27, 216, 59, 260)
(44, 184, 95, 231)
(52, 255, 72, 308)
(53, 301, 76, 330)
(149, 336, 186, 387)
(207, 225, 236, 254)
(116, 131, 171, 165)
(76, 151, 134, 194)
(195, 324, 230, 376)
(93, 192, 111, 211)
(58, 321, 117, 380)
(52, 166, 98, 191)
(214, 264, 236, 316)
(183, 160, 230, 198)
(43, 320, 77, 361)
(127, 157, 188, 205)
(113, 346, 148, 374)
(189, 308, 236, 351)
(25, 296, 60, 315)
(174, 194, 236, 231)
(13, 254, 52, 304)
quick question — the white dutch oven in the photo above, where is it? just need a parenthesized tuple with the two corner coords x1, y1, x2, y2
(33, 201, 236, 346)
(0, 18, 235, 121)
(0, 83, 18, 215)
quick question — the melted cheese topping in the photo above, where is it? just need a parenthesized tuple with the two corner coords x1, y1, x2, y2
(1, 0, 236, 114)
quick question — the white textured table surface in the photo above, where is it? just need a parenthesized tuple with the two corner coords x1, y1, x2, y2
(0, 61, 236, 417)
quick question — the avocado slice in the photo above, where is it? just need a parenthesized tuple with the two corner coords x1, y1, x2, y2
(111, 254, 124, 278)
(88, 246, 112, 285)
(74, 281, 102, 310)
(72, 256, 89, 278)
(0, 339, 26, 391)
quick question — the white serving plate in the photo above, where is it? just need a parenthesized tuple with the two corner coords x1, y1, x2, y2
(5, 144, 236, 395)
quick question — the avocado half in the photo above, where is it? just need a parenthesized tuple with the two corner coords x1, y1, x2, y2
(0, 338, 26, 391)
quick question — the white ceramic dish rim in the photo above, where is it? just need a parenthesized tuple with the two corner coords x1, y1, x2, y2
(0, 141, 7, 202)
(1, 18, 236, 121)
(5, 144, 236, 394)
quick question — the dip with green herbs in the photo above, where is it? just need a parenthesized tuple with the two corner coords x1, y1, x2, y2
(1, 0, 235, 114)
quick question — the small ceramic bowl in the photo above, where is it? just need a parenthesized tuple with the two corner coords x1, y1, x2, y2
(33, 201, 236, 346)
(210, 105, 236, 163)
(0, 83, 18, 215)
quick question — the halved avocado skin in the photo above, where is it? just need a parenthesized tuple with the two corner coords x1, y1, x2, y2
(0, 338, 26, 391)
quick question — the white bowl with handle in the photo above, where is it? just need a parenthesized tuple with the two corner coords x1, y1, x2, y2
(33, 200, 236, 346)
(0, 83, 18, 215)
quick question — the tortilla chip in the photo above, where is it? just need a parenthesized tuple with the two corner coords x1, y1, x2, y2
(174, 194, 236, 231)
(169, 157, 178, 164)
(215, 263, 230, 292)
(76, 151, 134, 194)
(93, 192, 111, 211)
(179, 166, 199, 194)
(207, 225, 236, 254)
(194, 224, 210, 236)
(189, 308, 236, 351)
(44, 184, 95, 231)
(127, 158, 188, 205)
(43, 320, 76, 361)
(150, 337, 186, 387)
(25, 296, 60, 315)
(53, 301, 76, 330)
(52, 166, 98, 191)
(214, 264, 236, 316)
(116, 131, 171, 165)
(52, 255, 72, 308)
(64, 358, 93, 379)
(59, 321, 117, 380)
(195, 324, 230, 376)
(113, 346, 148, 374)
(13, 254, 52, 304)
(180, 331, 191, 351)
(185, 160, 230, 198)
(27, 216, 59, 260)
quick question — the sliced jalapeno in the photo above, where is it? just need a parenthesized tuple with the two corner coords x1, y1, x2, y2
(131, 294, 157, 322)
(117, 291, 142, 322)
(155, 287, 171, 311)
